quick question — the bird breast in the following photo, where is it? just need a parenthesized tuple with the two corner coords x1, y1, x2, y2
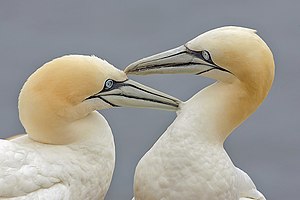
(134, 124, 239, 200)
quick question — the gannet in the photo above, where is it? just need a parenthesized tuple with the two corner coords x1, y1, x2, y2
(0, 55, 180, 200)
(125, 26, 274, 200)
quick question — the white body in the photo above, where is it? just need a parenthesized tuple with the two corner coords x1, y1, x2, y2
(0, 112, 115, 200)
(0, 55, 180, 199)
(126, 27, 274, 200)
(134, 85, 265, 200)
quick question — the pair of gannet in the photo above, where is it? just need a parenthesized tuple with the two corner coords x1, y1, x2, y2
(0, 55, 180, 199)
(125, 26, 274, 200)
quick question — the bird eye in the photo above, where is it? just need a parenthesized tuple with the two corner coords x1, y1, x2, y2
(201, 50, 210, 61)
(105, 79, 114, 89)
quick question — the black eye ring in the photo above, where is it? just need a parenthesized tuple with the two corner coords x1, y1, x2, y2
(104, 79, 114, 90)
(201, 50, 210, 61)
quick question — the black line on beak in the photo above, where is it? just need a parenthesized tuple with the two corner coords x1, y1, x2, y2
(129, 62, 218, 73)
(100, 94, 178, 107)
(98, 96, 119, 107)
(195, 68, 214, 75)
(85, 95, 119, 107)
(120, 82, 179, 103)
(127, 45, 232, 75)
(136, 50, 188, 66)
(85, 79, 179, 107)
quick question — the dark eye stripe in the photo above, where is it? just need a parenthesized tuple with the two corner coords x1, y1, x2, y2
(184, 45, 215, 64)
(101, 79, 128, 92)
(84, 79, 128, 101)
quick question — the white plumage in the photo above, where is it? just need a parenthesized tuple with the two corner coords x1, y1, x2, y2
(0, 55, 180, 199)
(126, 26, 274, 200)
(0, 112, 114, 199)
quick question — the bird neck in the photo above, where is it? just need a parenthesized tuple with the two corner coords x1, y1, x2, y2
(177, 80, 265, 144)
(22, 111, 111, 145)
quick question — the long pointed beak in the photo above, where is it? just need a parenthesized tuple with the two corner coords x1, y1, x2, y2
(124, 45, 230, 76)
(88, 79, 181, 111)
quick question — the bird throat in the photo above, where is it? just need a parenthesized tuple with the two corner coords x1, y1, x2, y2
(177, 81, 261, 143)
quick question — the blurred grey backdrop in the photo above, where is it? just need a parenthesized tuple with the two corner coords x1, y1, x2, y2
(0, 0, 299, 199)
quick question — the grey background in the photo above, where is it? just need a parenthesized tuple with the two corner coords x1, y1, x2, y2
(0, 1, 299, 199)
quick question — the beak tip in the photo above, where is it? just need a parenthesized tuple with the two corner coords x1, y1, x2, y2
(124, 62, 139, 75)
(124, 67, 131, 74)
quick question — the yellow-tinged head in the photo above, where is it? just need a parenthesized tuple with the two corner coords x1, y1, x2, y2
(125, 26, 275, 141)
(19, 55, 180, 144)
(186, 27, 274, 90)
(125, 26, 275, 100)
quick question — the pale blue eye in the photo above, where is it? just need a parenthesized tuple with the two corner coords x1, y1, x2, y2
(105, 79, 114, 89)
(202, 51, 210, 61)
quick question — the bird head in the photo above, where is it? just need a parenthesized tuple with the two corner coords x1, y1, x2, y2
(125, 26, 274, 95)
(19, 55, 180, 143)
